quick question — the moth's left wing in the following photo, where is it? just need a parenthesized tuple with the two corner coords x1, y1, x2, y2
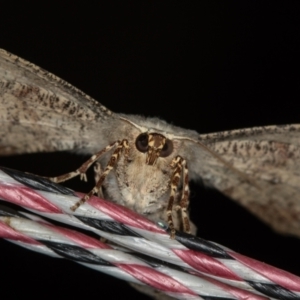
(184, 125, 300, 238)
(0, 49, 129, 155)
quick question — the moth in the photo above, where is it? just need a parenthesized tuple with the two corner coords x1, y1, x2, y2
(1, 48, 300, 300)
(1, 48, 300, 241)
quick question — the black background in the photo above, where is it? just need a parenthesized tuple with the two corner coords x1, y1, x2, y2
(0, 1, 300, 299)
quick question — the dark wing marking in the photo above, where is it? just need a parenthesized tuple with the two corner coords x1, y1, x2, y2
(0, 49, 130, 155)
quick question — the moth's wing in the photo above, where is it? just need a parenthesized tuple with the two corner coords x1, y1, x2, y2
(185, 125, 300, 238)
(0, 49, 129, 155)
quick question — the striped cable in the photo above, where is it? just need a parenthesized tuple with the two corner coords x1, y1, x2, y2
(0, 167, 299, 299)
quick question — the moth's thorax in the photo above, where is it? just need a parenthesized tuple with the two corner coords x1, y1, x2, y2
(101, 135, 179, 222)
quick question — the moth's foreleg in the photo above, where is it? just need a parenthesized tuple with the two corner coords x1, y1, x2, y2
(169, 156, 191, 238)
(168, 156, 183, 238)
(71, 139, 129, 211)
(49, 141, 120, 183)
(93, 162, 104, 198)
(177, 159, 191, 234)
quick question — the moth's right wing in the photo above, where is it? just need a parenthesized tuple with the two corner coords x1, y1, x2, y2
(183, 125, 300, 238)
(0, 49, 128, 155)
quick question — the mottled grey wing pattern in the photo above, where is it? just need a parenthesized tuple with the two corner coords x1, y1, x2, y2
(186, 125, 300, 237)
(0, 49, 128, 155)
(1, 48, 300, 239)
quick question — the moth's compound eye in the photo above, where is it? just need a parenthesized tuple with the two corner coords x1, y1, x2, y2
(135, 133, 149, 153)
(160, 139, 173, 157)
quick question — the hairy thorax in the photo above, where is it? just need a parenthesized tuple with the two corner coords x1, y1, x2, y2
(104, 149, 174, 221)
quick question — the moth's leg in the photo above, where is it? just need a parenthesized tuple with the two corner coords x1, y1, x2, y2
(169, 156, 191, 237)
(71, 139, 129, 211)
(93, 162, 104, 199)
(176, 159, 191, 234)
(168, 156, 183, 238)
(49, 141, 120, 183)
(93, 163, 112, 240)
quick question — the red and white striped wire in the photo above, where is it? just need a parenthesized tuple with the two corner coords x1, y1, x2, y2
(0, 166, 299, 299)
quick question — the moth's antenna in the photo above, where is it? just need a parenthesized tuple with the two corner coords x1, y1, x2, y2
(119, 116, 146, 132)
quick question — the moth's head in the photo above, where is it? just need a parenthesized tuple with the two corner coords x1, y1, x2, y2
(135, 132, 174, 165)
(119, 115, 197, 165)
